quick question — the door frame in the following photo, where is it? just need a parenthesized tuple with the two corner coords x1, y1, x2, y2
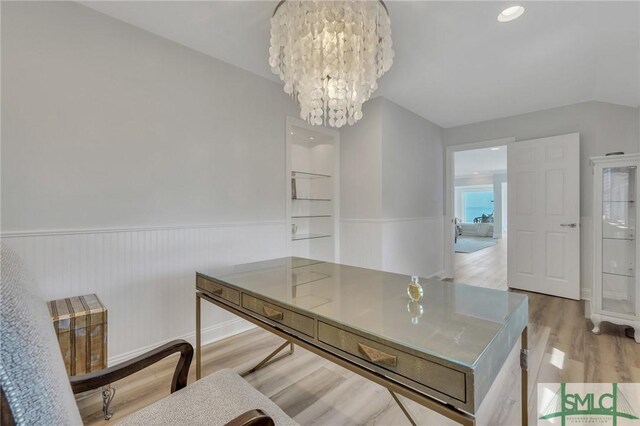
(443, 137, 515, 279)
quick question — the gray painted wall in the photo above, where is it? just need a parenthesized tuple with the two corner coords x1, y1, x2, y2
(1, 1, 298, 233)
(340, 97, 444, 277)
(443, 101, 640, 217)
(0, 0, 301, 364)
(341, 97, 444, 221)
(381, 99, 444, 219)
(339, 98, 383, 220)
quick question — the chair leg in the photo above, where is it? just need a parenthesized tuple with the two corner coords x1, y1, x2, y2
(102, 386, 116, 420)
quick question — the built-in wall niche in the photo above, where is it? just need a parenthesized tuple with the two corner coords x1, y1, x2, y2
(286, 118, 340, 262)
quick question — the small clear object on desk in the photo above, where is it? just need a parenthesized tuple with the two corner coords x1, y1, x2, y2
(407, 300, 424, 325)
(407, 275, 424, 302)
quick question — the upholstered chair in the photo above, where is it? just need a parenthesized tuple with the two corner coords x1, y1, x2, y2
(0, 245, 296, 425)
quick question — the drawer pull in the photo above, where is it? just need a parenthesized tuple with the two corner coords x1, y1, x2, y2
(211, 287, 223, 295)
(358, 343, 397, 367)
(263, 306, 283, 321)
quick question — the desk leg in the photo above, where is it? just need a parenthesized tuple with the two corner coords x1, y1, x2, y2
(196, 293, 201, 380)
(521, 327, 528, 426)
(388, 390, 418, 426)
(240, 341, 294, 377)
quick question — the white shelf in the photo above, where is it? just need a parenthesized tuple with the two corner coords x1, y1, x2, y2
(292, 171, 331, 179)
(292, 233, 332, 241)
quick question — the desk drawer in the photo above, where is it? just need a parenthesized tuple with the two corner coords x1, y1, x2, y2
(317, 321, 466, 402)
(196, 276, 240, 305)
(242, 294, 314, 337)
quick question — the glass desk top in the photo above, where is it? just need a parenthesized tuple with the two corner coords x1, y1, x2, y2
(198, 257, 528, 369)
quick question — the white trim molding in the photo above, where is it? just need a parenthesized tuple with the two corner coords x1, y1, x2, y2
(0, 220, 287, 238)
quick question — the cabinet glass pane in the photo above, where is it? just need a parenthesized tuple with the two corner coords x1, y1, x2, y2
(602, 273, 636, 316)
(602, 238, 635, 277)
(602, 200, 635, 239)
(600, 164, 636, 318)
(602, 166, 635, 202)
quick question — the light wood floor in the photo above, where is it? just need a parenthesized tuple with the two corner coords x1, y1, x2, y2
(454, 237, 507, 290)
(79, 245, 640, 425)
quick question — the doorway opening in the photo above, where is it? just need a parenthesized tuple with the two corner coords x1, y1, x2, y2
(444, 137, 514, 290)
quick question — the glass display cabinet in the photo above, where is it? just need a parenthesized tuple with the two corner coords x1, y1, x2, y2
(591, 154, 640, 343)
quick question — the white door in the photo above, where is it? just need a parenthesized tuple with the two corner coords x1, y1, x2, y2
(508, 133, 580, 299)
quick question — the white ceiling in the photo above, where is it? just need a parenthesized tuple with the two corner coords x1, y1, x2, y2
(81, 1, 640, 128)
(455, 146, 507, 177)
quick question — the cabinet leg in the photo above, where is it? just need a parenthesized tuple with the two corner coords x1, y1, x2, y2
(591, 318, 601, 334)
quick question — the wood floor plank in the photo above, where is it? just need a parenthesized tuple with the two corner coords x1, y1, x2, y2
(269, 366, 347, 418)
(293, 374, 397, 426)
(246, 347, 330, 398)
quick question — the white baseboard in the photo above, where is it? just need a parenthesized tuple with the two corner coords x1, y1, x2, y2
(108, 318, 255, 366)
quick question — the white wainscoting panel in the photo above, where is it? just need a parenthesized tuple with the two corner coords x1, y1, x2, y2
(339, 219, 383, 270)
(1, 222, 286, 364)
(382, 217, 444, 278)
(340, 217, 444, 278)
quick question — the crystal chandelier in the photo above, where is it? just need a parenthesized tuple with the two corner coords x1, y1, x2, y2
(269, 0, 394, 128)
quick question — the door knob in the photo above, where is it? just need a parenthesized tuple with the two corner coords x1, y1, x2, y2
(560, 223, 577, 228)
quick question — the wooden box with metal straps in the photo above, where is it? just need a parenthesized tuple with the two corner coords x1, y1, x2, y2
(48, 294, 108, 376)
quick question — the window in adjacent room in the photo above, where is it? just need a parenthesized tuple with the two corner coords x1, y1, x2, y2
(462, 189, 494, 222)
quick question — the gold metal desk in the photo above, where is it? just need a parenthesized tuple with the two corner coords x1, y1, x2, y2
(195, 257, 529, 426)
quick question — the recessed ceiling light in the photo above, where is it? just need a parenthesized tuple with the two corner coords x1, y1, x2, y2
(290, 131, 294, 135)
(498, 6, 525, 23)
(473, 172, 479, 175)
(490, 147, 500, 151)
(309, 136, 314, 140)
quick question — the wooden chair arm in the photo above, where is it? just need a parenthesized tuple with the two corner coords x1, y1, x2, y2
(1, 388, 16, 426)
(69, 339, 193, 394)
(224, 409, 275, 426)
